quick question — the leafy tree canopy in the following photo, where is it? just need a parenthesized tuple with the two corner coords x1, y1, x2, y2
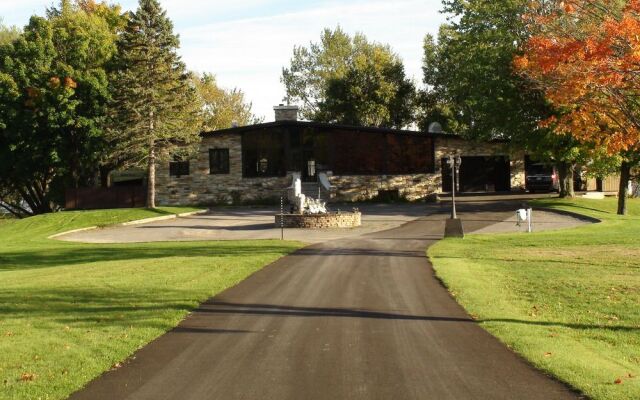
(421, 0, 555, 143)
(0, 1, 123, 216)
(515, 0, 640, 213)
(419, 0, 608, 197)
(0, 18, 20, 45)
(282, 26, 416, 128)
(192, 72, 262, 131)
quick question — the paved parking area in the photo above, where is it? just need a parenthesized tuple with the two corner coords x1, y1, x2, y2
(56, 199, 591, 244)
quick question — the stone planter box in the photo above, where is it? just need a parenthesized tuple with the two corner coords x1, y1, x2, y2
(275, 212, 362, 229)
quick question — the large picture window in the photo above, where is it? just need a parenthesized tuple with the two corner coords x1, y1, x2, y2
(241, 130, 287, 177)
(237, 125, 435, 178)
(210, 148, 230, 174)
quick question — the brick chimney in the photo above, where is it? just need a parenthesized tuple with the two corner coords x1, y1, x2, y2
(274, 104, 299, 121)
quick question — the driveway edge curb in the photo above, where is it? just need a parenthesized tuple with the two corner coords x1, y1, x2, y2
(48, 226, 99, 239)
(48, 209, 207, 239)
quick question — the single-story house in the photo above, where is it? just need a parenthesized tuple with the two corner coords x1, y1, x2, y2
(155, 105, 526, 206)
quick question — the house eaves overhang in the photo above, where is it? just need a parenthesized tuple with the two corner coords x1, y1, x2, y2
(200, 120, 457, 139)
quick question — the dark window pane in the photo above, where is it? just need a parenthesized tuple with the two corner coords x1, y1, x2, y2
(169, 161, 190, 177)
(241, 129, 286, 177)
(331, 130, 385, 175)
(386, 134, 435, 174)
(210, 149, 230, 174)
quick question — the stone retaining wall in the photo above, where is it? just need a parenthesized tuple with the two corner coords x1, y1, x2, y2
(328, 174, 441, 202)
(275, 212, 362, 229)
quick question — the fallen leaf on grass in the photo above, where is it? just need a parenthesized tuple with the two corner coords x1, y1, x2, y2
(544, 352, 553, 357)
(19, 373, 35, 382)
(614, 378, 623, 384)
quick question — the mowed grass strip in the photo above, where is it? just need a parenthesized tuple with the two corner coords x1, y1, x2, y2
(428, 198, 640, 400)
(0, 214, 14, 225)
(0, 208, 302, 400)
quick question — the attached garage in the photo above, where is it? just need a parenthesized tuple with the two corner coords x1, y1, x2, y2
(441, 156, 511, 193)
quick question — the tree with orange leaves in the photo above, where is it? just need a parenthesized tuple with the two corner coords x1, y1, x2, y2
(516, 0, 640, 214)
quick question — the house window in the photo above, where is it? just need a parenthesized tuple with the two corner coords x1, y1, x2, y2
(241, 130, 287, 177)
(169, 160, 190, 177)
(210, 148, 230, 174)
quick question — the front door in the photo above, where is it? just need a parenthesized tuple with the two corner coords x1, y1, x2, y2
(302, 146, 317, 182)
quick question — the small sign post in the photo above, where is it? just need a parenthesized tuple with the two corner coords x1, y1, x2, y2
(280, 196, 284, 240)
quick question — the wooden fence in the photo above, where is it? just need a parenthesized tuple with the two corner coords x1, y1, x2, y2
(65, 186, 147, 210)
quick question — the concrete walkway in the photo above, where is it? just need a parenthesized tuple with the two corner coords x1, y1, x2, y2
(69, 200, 582, 400)
(57, 201, 588, 244)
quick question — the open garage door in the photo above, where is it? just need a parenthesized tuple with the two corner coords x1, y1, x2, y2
(442, 156, 511, 193)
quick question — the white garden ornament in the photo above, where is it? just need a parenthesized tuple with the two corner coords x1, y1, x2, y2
(288, 173, 327, 214)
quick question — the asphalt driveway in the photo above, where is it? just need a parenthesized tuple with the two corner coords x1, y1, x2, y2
(69, 200, 581, 400)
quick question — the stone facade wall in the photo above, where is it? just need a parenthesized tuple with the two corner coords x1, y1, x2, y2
(156, 134, 289, 206)
(328, 173, 441, 202)
(434, 137, 526, 191)
(275, 212, 361, 228)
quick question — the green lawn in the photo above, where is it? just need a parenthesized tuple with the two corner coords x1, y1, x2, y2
(0, 208, 302, 400)
(429, 198, 640, 400)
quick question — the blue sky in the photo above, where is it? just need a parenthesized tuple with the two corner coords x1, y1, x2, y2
(1, 0, 446, 121)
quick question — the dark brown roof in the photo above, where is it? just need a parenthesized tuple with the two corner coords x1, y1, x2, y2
(200, 120, 456, 139)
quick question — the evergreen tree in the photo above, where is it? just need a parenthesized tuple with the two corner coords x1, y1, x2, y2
(108, 0, 201, 208)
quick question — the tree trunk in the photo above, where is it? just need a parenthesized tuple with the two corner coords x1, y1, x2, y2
(557, 162, 575, 198)
(147, 111, 156, 209)
(99, 165, 112, 189)
(147, 142, 156, 209)
(617, 161, 631, 216)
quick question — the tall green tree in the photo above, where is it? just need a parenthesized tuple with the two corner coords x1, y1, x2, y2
(0, 18, 20, 45)
(108, 0, 201, 208)
(192, 72, 262, 131)
(0, 1, 122, 216)
(421, 0, 590, 197)
(47, 0, 125, 188)
(282, 27, 416, 128)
